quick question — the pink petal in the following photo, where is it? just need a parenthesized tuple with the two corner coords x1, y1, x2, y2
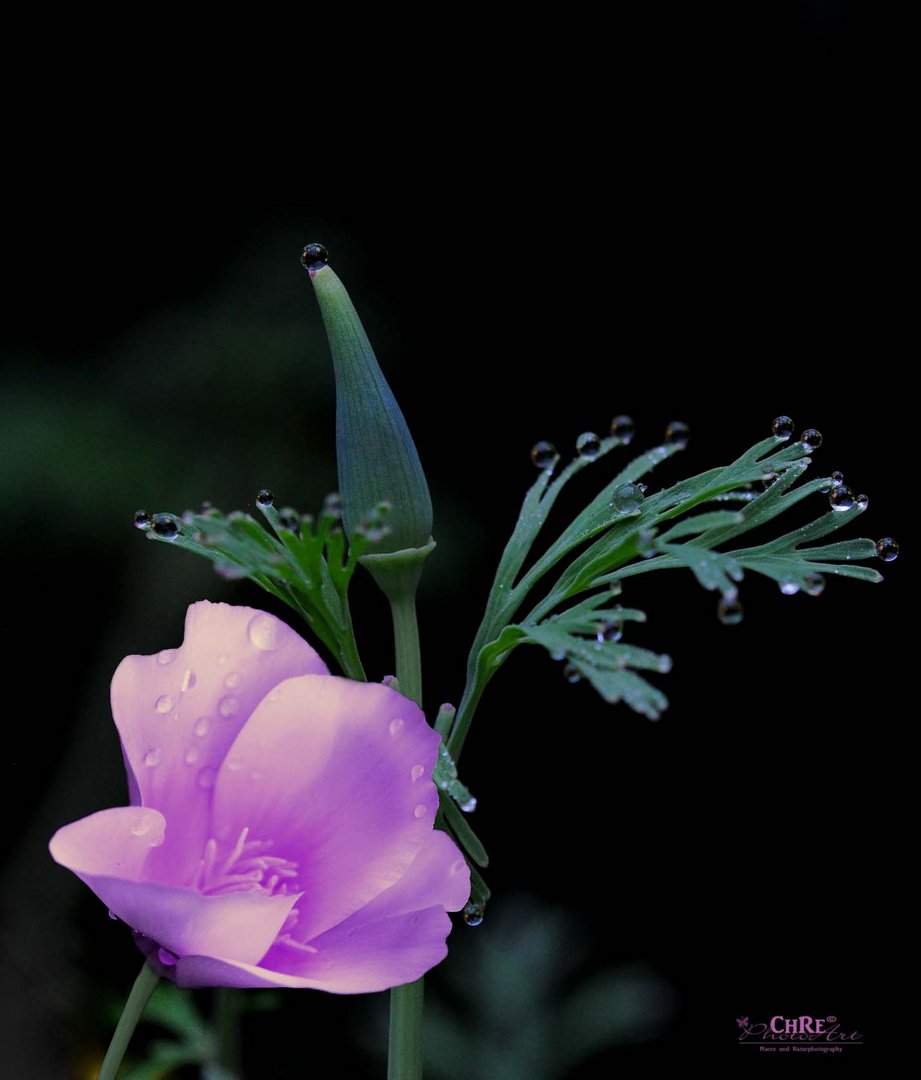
(210, 675, 441, 942)
(173, 908, 452, 992)
(111, 602, 328, 884)
(50, 808, 297, 965)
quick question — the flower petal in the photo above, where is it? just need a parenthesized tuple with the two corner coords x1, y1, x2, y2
(50, 808, 298, 965)
(111, 602, 328, 884)
(210, 675, 441, 941)
(173, 908, 452, 992)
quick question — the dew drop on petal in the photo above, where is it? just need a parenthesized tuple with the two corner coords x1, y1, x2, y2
(143, 749, 162, 768)
(184, 747, 200, 765)
(717, 597, 744, 625)
(157, 649, 177, 666)
(876, 537, 899, 562)
(800, 428, 823, 451)
(130, 818, 152, 837)
(779, 577, 800, 595)
(194, 717, 209, 737)
(155, 694, 174, 715)
(530, 441, 557, 469)
(181, 668, 197, 692)
(224, 672, 241, 689)
(576, 431, 601, 460)
(108, 910, 119, 920)
(610, 414, 635, 443)
(451, 859, 467, 876)
(157, 947, 178, 966)
(410, 765, 425, 781)
(413, 803, 428, 819)
(196, 767, 217, 790)
(218, 696, 239, 718)
(829, 486, 856, 511)
(248, 613, 283, 651)
(664, 420, 690, 447)
(389, 717, 404, 736)
(463, 900, 485, 927)
(772, 415, 794, 439)
(217, 653, 228, 666)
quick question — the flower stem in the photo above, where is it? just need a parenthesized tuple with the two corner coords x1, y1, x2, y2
(97, 961, 159, 1080)
(388, 978, 425, 1080)
(387, 588, 425, 1080)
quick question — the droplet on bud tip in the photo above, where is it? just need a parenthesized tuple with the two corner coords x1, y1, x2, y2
(610, 415, 635, 444)
(772, 415, 794, 440)
(300, 243, 329, 271)
(800, 428, 823, 451)
(876, 537, 899, 562)
(256, 489, 275, 507)
(576, 431, 601, 460)
(664, 421, 690, 447)
(530, 441, 557, 469)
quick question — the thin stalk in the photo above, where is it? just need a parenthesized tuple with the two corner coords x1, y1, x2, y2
(97, 961, 159, 1080)
(216, 988, 242, 1077)
(387, 588, 425, 1080)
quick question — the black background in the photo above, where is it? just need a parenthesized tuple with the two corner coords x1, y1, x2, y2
(0, 3, 909, 1074)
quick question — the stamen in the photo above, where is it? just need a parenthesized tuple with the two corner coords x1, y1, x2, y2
(194, 827, 300, 897)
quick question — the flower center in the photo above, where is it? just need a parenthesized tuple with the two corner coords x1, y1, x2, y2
(193, 827, 300, 897)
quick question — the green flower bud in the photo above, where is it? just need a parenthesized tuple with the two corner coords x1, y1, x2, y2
(306, 250, 433, 556)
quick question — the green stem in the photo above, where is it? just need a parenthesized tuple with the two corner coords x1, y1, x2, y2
(388, 979, 425, 1080)
(97, 961, 159, 1080)
(216, 988, 242, 1077)
(387, 588, 425, 1080)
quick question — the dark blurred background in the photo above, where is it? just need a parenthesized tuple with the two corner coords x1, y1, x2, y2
(1, 2, 908, 1075)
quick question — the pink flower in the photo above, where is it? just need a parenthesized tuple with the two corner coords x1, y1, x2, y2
(50, 601, 469, 992)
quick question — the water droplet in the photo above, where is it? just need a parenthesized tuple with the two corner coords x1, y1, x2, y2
(224, 671, 241, 689)
(530, 440, 557, 469)
(301, 242, 329, 270)
(610, 414, 635, 444)
(144, 748, 162, 767)
(256, 488, 275, 507)
(761, 464, 778, 489)
(803, 572, 826, 596)
(130, 818, 152, 837)
(876, 537, 899, 562)
(322, 492, 343, 518)
(152, 514, 179, 540)
(550, 648, 566, 662)
(218, 696, 239, 718)
(779, 577, 800, 595)
(463, 900, 485, 927)
(800, 428, 823, 451)
(133, 510, 152, 531)
(108, 910, 119, 920)
(155, 694, 174, 715)
(717, 597, 744, 625)
(181, 668, 197, 692)
(226, 758, 243, 771)
(576, 431, 601, 460)
(277, 507, 301, 531)
(829, 485, 856, 511)
(410, 764, 425, 781)
(184, 747, 200, 765)
(194, 717, 209, 737)
(157, 649, 176, 666)
(772, 415, 794, 440)
(657, 654, 673, 673)
(157, 947, 178, 966)
(451, 859, 467, 876)
(413, 803, 428, 819)
(612, 482, 643, 514)
(389, 717, 404, 736)
(856, 493, 869, 510)
(196, 767, 217, 790)
(248, 612, 283, 651)
(830, 470, 845, 488)
(563, 662, 581, 684)
(596, 619, 623, 644)
(460, 797, 478, 813)
(664, 421, 690, 446)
